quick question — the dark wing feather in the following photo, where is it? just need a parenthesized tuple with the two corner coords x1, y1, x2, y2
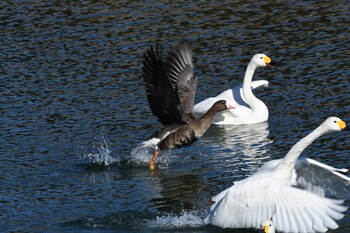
(142, 45, 184, 125)
(166, 42, 197, 123)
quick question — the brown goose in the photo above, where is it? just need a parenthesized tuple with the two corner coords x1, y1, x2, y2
(142, 42, 233, 170)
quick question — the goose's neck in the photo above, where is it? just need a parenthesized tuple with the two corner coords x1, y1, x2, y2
(201, 105, 220, 120)
(242, 62, 259, 109)
(274, 125, 326, 180)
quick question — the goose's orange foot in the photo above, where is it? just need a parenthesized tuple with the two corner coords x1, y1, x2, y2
(150, 150, 159, 170)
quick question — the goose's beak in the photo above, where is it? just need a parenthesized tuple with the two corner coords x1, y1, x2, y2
(226, 104, 235, 109)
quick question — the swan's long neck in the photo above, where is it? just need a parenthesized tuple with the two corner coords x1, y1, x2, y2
(242, 62, 260, 110)
(274, 125, 327, 181)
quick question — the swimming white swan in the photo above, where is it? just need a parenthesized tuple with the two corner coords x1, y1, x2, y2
(206, 117, 349, 232)
(193, 54, 275, 125)
(259, 219, 275, 233)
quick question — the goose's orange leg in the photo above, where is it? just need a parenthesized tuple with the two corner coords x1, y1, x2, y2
(150, 150, 159, 170)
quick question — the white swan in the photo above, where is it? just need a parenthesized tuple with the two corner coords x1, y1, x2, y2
(259, 219, 275, 233)
(206, 117, 349, 232)
(193, 54, 275, 125)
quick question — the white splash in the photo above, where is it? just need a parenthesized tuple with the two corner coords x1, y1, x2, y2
(84, 138, 118, 166)
(128, 138, 177, 168)
(128, 138, 159, 165)
(83, 137, 178, 168)
(146, 211, 205, 229)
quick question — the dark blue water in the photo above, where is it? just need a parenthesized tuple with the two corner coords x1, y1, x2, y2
(1, 1, 349, 232)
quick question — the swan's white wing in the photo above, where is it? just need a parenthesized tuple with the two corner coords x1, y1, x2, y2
(229, 80, 269, 107)
(206, 177, 347, 232)
(299, 158, 349, 178)
(206, 179, 276, 229)
(255, 159, 281, 174)
(255, 158, 350, 198)
(272, 186, 346, 233)
(251, 80, 269, 89)
(193, 96, 223, 117)
(295, 158, 350, 199)
(193, 80, 268, 117)
(193, 89, 240, 118)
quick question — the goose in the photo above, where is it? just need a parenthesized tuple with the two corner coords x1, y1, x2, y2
(142, 42, 233, 170)
(193, 53, 275, 125)
(259, 219, 275, 233)
(206, 117, 348, 232)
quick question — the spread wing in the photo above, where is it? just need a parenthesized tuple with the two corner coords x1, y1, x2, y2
(295, 158, 350, 199)
(257, 158, 350, 199)
(206, 178, 346, 232)
(142, 45, 184, 125)
(166, 42, 197, 123)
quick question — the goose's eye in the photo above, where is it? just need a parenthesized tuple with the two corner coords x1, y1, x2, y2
(260, 57, 263, 59)
(334, 120, 337, 123)
(269, 224, 272, 226)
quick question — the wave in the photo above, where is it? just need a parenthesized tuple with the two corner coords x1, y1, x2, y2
(145, 210, 206, 229)
(63, 210, 207, 231)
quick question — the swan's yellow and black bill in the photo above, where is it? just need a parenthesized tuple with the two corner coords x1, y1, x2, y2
(337, 120, 346, 130)
(259, 225, 269, 233)
(264, 56, 276, 66)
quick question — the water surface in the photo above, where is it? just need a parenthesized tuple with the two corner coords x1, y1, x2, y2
(1, 1, 350, 232)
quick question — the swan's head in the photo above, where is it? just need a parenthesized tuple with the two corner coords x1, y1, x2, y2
(252, 54, 275, 67)
(322, 117, 346, 132)
(259, 219, 275, 233)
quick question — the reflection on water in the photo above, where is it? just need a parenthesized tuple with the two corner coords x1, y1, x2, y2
(208, 122, 271, 155)
(198, 122, 272, 180)
(151, 172, 207, 212)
